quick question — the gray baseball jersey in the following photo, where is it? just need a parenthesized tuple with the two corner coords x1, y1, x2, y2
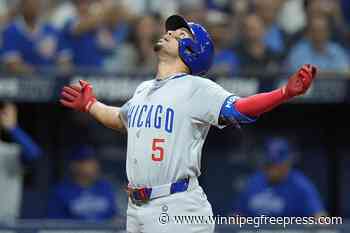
(120, 73, 236, 187)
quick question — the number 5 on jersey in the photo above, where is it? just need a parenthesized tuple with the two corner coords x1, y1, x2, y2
(152, 138, 165, 161)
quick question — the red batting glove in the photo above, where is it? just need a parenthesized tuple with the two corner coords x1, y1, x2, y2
(282, 64, 317, 98)
(60, 80, 97, 112)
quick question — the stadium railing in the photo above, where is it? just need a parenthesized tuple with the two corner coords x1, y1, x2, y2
(0, 71, 349, 103)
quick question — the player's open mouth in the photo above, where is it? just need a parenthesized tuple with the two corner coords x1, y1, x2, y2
(158, 37, 169, 44)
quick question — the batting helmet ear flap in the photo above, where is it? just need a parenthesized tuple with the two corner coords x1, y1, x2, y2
(179, 38, 200, 57)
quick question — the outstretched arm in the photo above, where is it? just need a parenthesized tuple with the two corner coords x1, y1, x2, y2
(89, 101, 125, 131)
(0, 103, 43, 161)
(234, 64, 317, 117)
(60, 80, 126, 132)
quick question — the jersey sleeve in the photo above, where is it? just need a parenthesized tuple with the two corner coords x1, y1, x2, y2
(189, 78, 233, 127)
(120, 100, 131, 128)
(119, 80, 150, 129)
(219, 95, 257, 126)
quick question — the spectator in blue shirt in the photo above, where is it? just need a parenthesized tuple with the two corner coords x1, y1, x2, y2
(101, 1, 133, 72)
(1, 0, 60, 75)
(47, 145, 118, 221)
(235, 14, 281, 76)
(286, 15, 350, 73)
(233, 137, 326, 218)
(255, 0, 286, 54)
(0, 102, 43, 220)
(59, 0, 117, 71)
(206, 10, 239, 76)
(304, 0, 349, 47)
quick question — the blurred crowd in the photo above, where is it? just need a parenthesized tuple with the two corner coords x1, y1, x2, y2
(0, 0, 349, 77)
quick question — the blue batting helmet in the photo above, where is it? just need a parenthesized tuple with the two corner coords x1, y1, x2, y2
(263, 138, 291, 165)
(68, 145, 96, 162)
(165, 15, 214, 75)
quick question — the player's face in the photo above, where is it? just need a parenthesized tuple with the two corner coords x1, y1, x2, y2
(154, 27, 193, 57)
(72, 159, 100, 182)
(264, 161, 290, 183)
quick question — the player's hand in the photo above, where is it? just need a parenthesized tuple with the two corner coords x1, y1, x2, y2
(283, 64, 317, 98)
(60, 80, 97, 112)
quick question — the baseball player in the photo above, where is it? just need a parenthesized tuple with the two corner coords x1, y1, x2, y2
(234, 137, 326, 218)
(59, 15, 317, 233)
